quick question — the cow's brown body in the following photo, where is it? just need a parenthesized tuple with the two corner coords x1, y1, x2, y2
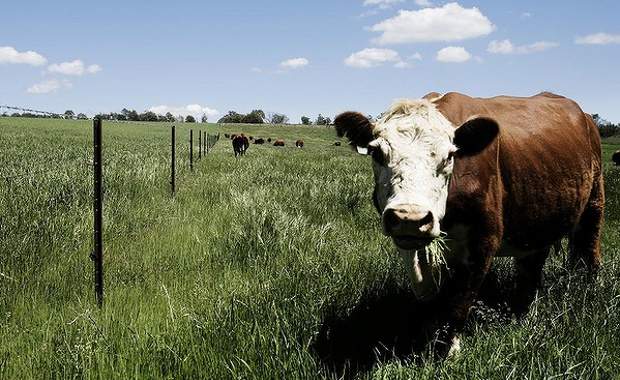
(335, 91, 604, 357)
(429, 92, 603, 350)
(273, 139, 285, 147)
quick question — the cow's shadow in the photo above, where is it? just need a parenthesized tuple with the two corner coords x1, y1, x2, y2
(311, 268, 512, 378)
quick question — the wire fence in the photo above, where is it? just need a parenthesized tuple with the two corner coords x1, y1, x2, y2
(0, 118, 221, 306)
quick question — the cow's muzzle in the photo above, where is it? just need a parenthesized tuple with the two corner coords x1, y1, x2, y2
(383, 205, 436, 250)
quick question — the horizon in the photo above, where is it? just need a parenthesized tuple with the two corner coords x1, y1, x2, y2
(1, 1, 619, 123)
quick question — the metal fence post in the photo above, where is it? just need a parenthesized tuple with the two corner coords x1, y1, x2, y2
(92, 118, 104, 308)
(171, 125, 176, 195)
(198, 131, 202, 160)
(190, 129, 193, 171)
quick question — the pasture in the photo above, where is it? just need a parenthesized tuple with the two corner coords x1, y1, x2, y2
(0, 117, 619, 379)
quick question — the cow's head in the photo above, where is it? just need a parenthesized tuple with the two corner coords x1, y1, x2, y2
(336, 100, 498, 297)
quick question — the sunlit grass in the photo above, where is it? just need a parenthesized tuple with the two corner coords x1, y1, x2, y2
(0, 117, 619, 379)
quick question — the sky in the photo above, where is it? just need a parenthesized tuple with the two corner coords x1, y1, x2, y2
(1, 0, 619, 123)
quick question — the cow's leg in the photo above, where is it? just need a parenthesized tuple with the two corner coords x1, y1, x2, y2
(512, 248, 550, 315)
(569, 173, 604, 274)
(433, 220, 501, 358)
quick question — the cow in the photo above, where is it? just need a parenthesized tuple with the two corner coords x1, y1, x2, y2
(334, 142, 342, 146)
(613, 150, 620, 166)
(254, 138, 265, 145)
(242, 134, 250, 152)
(267, 138, 272, 143)
(232, 134, 249, 157)
(224, 133, 230, 139)
(273, 139, 285, 147)
(335, 92, 604, 357)
(296, 139, 304, 148)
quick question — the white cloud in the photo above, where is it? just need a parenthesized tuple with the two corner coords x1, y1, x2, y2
(436, 46, 471, 63)
(345, 48, 403, 68)
(27, 79, 72, 94)
(487, 39, 559, 54)
(410, 52, 423, 60)
(48, 59, 102, 76)
(148, 104, 220, 119)
(87, 64, 102, 74)
(280, 57, 309, 69)
(370, 2, 494, 45)
(415, 0, 433, 7)
(521, 12, 532, 18)
(0, 46, 47, 66)
(575, 33, 620, 45)
(363, 0, 404, 9)
(250, 67, 263, 73)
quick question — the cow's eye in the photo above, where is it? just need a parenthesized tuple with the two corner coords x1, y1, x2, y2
(447, 150, 455, 161)
(368, 146, 386, 165)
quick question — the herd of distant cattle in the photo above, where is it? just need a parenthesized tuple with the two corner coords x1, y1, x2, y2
(225, 132, 343, 156)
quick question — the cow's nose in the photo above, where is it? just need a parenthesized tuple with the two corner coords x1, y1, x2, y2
(384, 206, 434, 236)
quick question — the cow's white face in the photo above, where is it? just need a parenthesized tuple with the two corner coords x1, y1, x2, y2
(369, 107, 456, 251)
(335, 99, 499, 300)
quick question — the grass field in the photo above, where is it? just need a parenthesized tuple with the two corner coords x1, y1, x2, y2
(1, 117, 619, 379)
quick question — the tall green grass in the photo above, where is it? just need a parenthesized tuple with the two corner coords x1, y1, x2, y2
(0, 117, 619, 379)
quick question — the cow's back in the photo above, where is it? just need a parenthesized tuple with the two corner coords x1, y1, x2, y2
(436, 92, 602, 249)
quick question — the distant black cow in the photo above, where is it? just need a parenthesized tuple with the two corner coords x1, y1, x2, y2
(232, 134, 250, 157)
(273, 139, 285, 147)
(267, 138, 272, 143)
(613, 150, 620, 166)
(334, 142, 341, 146)
(224, 133, 230, 138)
(249, 136, 254, 141)
(296, 140, 304, 148)
(254, 138, 265, 144)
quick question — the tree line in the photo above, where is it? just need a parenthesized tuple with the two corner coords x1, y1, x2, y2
(4, 109, 618, 135)
(592, 114, 620, 138)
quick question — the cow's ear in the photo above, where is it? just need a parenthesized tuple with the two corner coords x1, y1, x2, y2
(334, 112, 374, 148)
(454, 117, 499, 157)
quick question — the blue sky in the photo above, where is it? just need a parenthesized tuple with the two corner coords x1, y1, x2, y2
(1, 0, 619, 123)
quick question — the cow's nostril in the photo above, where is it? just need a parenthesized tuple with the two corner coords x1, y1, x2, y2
(384, 209, 399, 230)
(420, 211, 433, 226)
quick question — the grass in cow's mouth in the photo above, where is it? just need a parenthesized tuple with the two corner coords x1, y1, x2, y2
(423, 233, 450, 284)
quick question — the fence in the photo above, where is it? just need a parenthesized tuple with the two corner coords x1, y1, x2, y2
(1, 117, 221, 307)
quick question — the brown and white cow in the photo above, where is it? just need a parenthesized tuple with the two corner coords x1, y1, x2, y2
(335, 92, 604, 356)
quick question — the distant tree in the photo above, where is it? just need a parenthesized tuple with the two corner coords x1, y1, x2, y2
(64, 110, 75, 119)
(218, 111, 244, 123)
(591, 113, 620, 138)
(268, 113, 289, 124)
(201, 114, 208, 123)
(315, 114, 328, 125)
(324, 117, 332, 126)
(185, 115, 196, 123)
(127, 109, 140, 121)
(242, 110, 265, 124)
(367, 114, 374, 122)
(11, 112, 21, 117)
(138, 111, 158, 122)
(165, 112, 176, 122)
(1, 112, 7, 117)
(301, 116, 311, 125)
(77, 113, 88, 120)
